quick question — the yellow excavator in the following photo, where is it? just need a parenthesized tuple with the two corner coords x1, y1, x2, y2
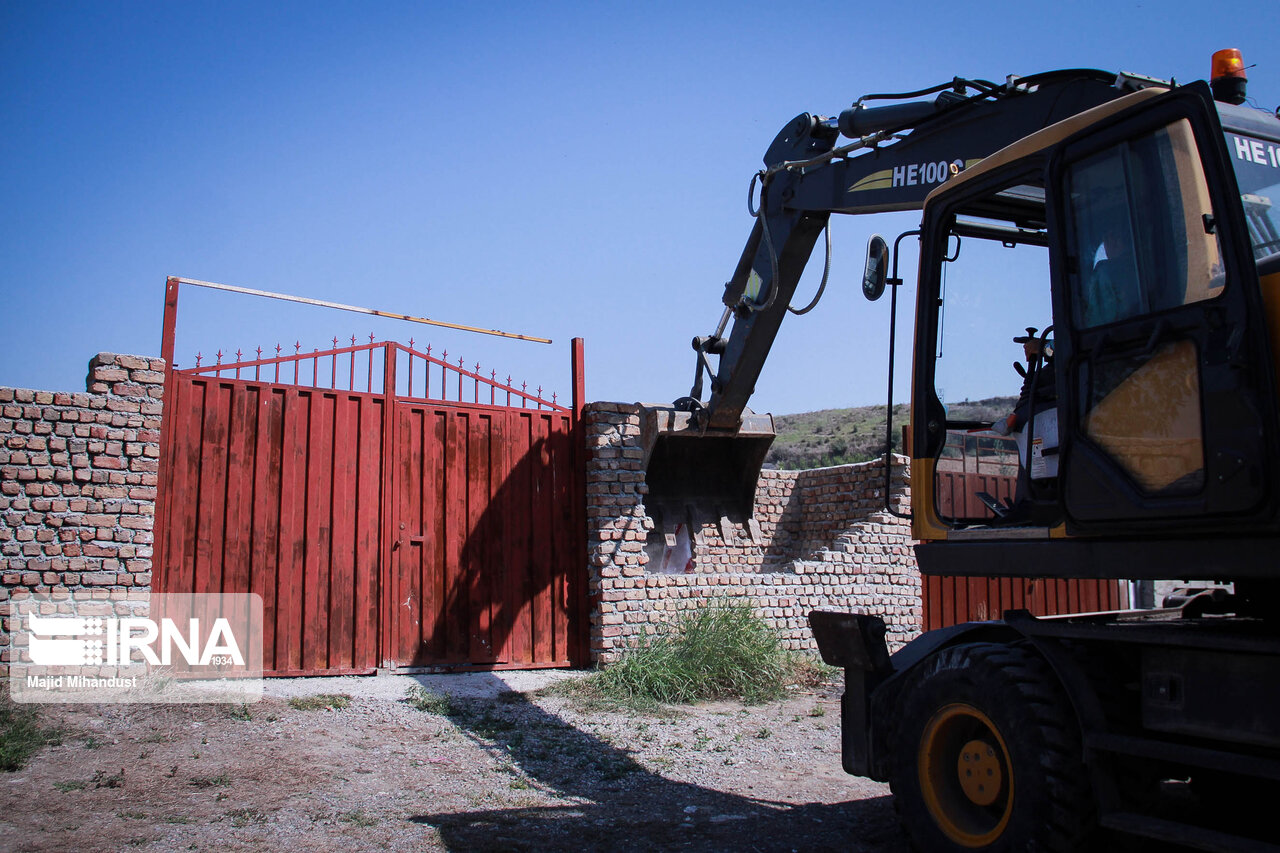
(646, 50, 1280, 850)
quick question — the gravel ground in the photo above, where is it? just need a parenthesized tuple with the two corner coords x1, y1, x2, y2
(1, 671, 908, 852)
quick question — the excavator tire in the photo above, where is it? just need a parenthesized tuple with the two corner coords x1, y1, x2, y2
(889, 641, 1094, 852)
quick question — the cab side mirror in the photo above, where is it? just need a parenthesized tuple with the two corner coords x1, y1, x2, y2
(863, 234, 889, 301)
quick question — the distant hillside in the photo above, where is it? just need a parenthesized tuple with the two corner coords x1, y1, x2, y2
(765, 396, 1017, 470)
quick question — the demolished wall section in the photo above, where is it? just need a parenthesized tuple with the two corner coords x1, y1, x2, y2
(585, 402, 920, 664)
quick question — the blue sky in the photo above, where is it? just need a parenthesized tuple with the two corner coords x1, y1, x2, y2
(3, 1, 1277, 414)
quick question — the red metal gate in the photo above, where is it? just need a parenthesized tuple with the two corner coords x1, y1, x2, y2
(155, 313, 586, 675)
(389, 400, 577, 669)
(158, 376, 385, 674)
(926, 470, 1129, 630)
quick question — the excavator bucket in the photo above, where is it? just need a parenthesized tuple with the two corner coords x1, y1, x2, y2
(640, 406, 776, 526)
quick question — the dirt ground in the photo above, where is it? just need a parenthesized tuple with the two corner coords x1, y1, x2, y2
(1, 671, 909, 852)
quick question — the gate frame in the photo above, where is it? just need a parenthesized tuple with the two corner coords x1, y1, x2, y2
(155, 276, 589, 671)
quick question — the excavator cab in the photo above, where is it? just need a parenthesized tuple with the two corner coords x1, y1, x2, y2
(907, 82, 1280, 564)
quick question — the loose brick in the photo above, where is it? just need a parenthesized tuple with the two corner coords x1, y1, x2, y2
(115, 356, 150, 371)
(129, 369, 165, 385)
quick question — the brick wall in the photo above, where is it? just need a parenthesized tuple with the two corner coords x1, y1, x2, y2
(0, 354, 165, 669)
(585, 402, 920, 664)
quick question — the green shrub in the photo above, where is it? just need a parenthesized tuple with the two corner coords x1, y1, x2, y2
(574, 597, 799, 706)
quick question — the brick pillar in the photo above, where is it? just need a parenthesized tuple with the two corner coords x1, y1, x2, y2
(0, 353, 166, 670)
(583, 403, 650, 663)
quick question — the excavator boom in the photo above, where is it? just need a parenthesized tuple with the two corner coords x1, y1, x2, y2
(646, 69, 1162, 521)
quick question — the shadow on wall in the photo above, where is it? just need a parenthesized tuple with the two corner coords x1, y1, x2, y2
(663, 457, 912, 574)
(406, 672, 906, 853)
(768, 458, 911, 568)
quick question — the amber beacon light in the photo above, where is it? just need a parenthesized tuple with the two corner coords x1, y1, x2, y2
(1211, 48, 1248, 105)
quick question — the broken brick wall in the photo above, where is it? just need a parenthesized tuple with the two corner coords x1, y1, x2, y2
(0, 354, 165, 669)
(584, 402, 920, 665)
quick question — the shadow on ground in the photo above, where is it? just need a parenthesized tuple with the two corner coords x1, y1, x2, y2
(405, 673, 906, 852)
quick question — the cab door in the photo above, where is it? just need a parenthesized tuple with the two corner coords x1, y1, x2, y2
(1048, 84, 1279, 532)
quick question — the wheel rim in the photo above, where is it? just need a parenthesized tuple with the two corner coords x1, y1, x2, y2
(917, 702, 1014, 847)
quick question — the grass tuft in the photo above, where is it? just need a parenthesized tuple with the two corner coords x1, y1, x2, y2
(287, 694, 350, 712)
(405, 685, 456, 716)
(228, 807, 267, 826)
(1, 698, 62, 772)
(559, 597, 806, 707)
(189, 772, 232, 789)
(93, 768, 125, 788)
(338, 809, 379, 827)
(227, 704, 253, 721)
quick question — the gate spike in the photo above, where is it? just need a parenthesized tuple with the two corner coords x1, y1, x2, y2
(195, 352, 202, 367)
(474, 361, 480, 374)
(275, 343, 282, 356)
(332, 336, 339, 349)
(348, 336, 357, 390)
(552, 392, 558, 405)
(216, 349, 223, 365)
(408, 337, 415, 350)
(235, 349, 242, 361)
(256, 346, 263, 359)
(426, 344, 432, 357)
(295, 341, 301, 355)
(369, 332, 375, 344)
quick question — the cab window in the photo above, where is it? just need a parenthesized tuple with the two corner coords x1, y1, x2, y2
(927, 177, 1059, 526)
(1225, 131, 1280, 260)
(1066, 118, 1225, 329)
